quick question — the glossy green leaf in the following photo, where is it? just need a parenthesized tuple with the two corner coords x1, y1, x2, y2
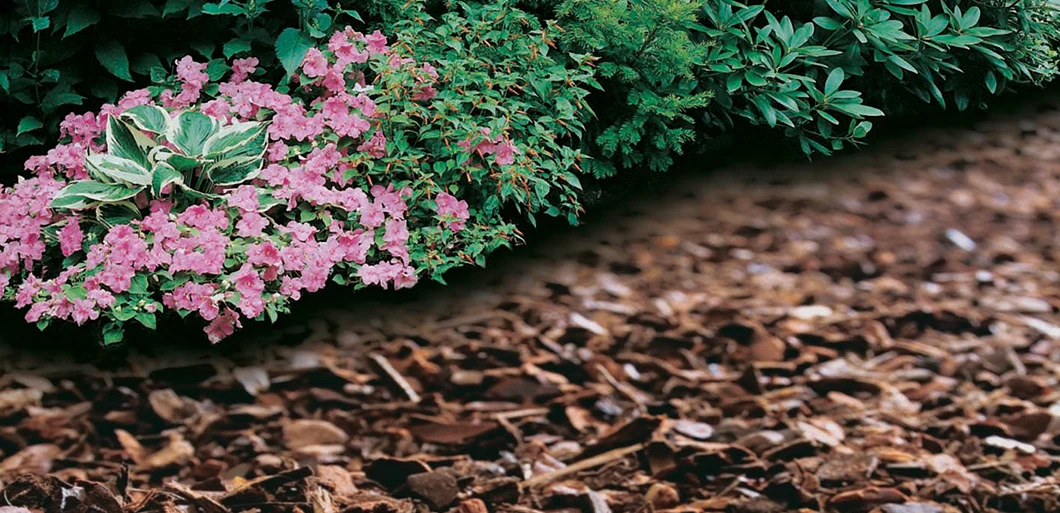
(94, 39, 133, 82)
(121, 105, 171, 134)
(169, 111, 219, 155)
(105, 116, 151, 168)
(275, 28, 314, 79)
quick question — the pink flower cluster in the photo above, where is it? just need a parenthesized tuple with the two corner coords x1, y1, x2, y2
(0, 27, 485, 344)
(459, 127, 521, 166)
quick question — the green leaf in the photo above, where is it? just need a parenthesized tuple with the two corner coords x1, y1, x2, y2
(86, 154, 152, 186)
(64, 6, 100, 38)
(151, 162, 184, 196)
(135, 312, 157, 330)
(206, 157, 264, 185)
(41, 86, 84, 113)
(105, 116, 152, 168)
(159, 152, 204, 172)
(202, 2, 246, 15)
(275, 28, 314, 80)
(984, 71, 998, 94)
(202, 121, 269, 159)
(824, 68, 844, 96)
(95, 39, 133, 81)
(51, 181, 143, 209)
(831, 102, 885, 118)
(169, 111, 219, 155)
(102, 322, 124, 346)
(96, 201, 143, 226)
(223, 38, 252, 58)
(16, 116, 43, 136)
(163, 0, 193, 16)
(30, 17, 50, 32)
(121, 105, 170, 134)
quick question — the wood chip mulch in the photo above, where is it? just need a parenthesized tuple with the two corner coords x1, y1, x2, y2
(4, 96, 1060, 513)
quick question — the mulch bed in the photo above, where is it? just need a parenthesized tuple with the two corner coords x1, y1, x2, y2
(4, 96, 1060, 513)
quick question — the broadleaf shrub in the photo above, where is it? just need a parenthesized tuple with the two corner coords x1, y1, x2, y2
(530, 0, 1060, 173)
(0, 23, 594, 344)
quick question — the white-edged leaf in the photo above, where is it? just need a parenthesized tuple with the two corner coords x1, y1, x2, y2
(169, 111, 219, 155)
(206, 156, 264, 185)
(86, 154, 152, 186)
(96, 201, 142, 226)
(122, 105, 171, 134)
(151, 162, 184, 196)
(50, 181, 144, 209)
(202, 121, 269, 159)
(105, 116, 152, 168)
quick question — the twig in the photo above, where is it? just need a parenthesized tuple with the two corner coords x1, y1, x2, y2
(369, 354, 421, 403)
(490, 407, 550, 420)
(520, 442, 645, 489)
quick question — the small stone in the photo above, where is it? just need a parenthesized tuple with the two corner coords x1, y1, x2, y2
(405, 470, 459, 510)
(645, 483, 680, 509)
(283, 419, 348, 450)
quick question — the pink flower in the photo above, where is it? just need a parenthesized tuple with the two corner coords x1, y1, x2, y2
(282, 221, 317, 242)
(230, 57, 258, 83)
(393, 264, 418, 289)
(366, 30, 389, 55)
(205, 309, 241, 343)
(357, 131, 387, 158)
(267, 140, 289, 162)
(435, 192, 470, 232)
(231, 264, 265, 318)
(164, 282, 219, 321)
(58, 220, 84, 257)
(236, 211, 269, 237)
(177, 205, 228, 231)
(371, 184, 412, 219)
(358, 262, 395, 288)
(302, 48, 329, 78)
(70, 299, 99, 325)
(247, 241, 282, 267)
(329, 27, 369, 66)
(201, 98, 231, 121)
(494, 140, 520, 166)
(117, 89, 153, 111)
(227, 185, 260, 212)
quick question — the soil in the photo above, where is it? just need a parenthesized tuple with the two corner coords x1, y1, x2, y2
(3, 94, 1060, 513)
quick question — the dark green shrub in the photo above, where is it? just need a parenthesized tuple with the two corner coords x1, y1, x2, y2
(539, 0, 1060, 171)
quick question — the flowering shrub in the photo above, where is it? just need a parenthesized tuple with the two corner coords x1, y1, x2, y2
(0, 24, 593, 345)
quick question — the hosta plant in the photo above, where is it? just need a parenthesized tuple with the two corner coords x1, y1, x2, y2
(0, 24, 592, 345)
(51, 108, 270, 218)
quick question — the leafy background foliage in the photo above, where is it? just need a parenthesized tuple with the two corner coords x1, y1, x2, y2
(1, 0, 343, 171)
(4, 0, 1059, 178)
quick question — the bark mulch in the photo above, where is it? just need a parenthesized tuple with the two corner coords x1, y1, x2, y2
(4, 97, 1060, 513)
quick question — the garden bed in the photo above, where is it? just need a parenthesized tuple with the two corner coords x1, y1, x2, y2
(2, 92, 1060, 512)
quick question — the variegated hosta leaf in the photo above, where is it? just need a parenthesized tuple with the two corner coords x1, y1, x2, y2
(151, 162, 184, 197)
(203, 121, 269, 160)
(50, 181, 144, 210)
(105, 116, 152, 168)
(206, 156, 265, 186)
(168, 111, 220, 155)
(152, 147, 204, 173)
(121, 105, 171, 134)
(96, 202, 143, 227)
(86, 154, 152, 186)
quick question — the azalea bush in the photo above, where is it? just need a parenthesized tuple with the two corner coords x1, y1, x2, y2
(0, 23, 593, 344)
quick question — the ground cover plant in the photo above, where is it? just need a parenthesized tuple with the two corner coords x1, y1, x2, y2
(1, 0, 1058, 344)
(0, 17, 593, 344)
